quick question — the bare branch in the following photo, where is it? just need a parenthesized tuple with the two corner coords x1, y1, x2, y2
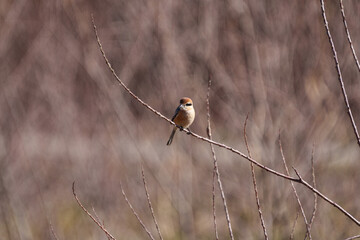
(307, 145, 318, 237)
(344, 235, 360, 240)
(339, 0, 360, 73)
(319, 0, 360, 147)
(49, 221, 59, 240)
(278, 137, 311, 240)
(92, 206, 111, 240)
(72, 182, 116, 240)
(206, 74, 234, 240)
(206, 74, 219, 240)
(120, 182, 156, 240)
(141, 165, 163, 240)
(211, 164, 219, 240)
(244, 115, 268, 240)
(290, 211, 299, 240)
(292, 168, 360, 226)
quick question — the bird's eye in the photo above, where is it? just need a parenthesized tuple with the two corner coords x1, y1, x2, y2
(186, 103, 192, 106)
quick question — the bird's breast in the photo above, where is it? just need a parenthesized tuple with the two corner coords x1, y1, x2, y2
(174, 108, 195, 128)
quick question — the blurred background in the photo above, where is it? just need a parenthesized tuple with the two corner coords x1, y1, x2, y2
(1, 0, 360, 239)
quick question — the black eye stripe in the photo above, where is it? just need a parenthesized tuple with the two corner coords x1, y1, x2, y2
(186, 103, 192, 106)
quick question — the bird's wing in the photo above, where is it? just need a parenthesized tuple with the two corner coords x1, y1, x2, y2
(171, 106, 181, 121)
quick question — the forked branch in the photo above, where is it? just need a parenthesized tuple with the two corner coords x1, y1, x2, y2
(292, 168, 360, 226)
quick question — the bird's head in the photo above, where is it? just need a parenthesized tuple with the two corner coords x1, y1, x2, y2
(179, 97, 194, 110)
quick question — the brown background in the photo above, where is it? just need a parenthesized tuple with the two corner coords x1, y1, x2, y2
(1, 0, 360, 239)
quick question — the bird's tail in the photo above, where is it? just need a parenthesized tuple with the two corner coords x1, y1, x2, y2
(166, 128, 177, 145)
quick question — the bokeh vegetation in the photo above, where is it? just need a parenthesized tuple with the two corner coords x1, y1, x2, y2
(1, 0, 360, 239)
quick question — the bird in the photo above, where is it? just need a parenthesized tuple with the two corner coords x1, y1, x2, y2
(166, 97, 195, 145)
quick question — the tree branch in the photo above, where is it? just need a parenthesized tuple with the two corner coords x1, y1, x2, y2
(141, 165, 163, 240)
(72, 182, 116, 240)
(278, 137, 311, 240)
(339, 0, 360, 73)
(206, 74, 234, 240)
(320, 0, 360, 147)
(120, 182, 156, 240)
(244, 115, 268, 240)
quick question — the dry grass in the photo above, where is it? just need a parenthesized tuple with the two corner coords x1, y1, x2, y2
(1, 0, 360, 239)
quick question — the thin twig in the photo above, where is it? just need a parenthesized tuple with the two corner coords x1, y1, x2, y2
(290, 211, 299, 240)
(92, 15, 360, 226)
(92, 206, 111, 240)
(120, 182, 156, 240)
(206, 75, 219, 240)
(141, 165, 164, 240)
(339, 0, 360, 73)
(206, 74, 234, 240)
(307, 145, 318, 239)
(211, 162, 219, 240)
(344, 235, 360, 240)
(92, 206, 101, 224)
(320, 0, 360, 147)
(92, 206, 106, 229)
(72, 182, 116, 240)
(49, 221, 59, 240)
(244, 115, 268, 240)
(278, 137, 311, 240)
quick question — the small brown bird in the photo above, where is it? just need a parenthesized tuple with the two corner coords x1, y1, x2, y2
(166, 97, 195, 145)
